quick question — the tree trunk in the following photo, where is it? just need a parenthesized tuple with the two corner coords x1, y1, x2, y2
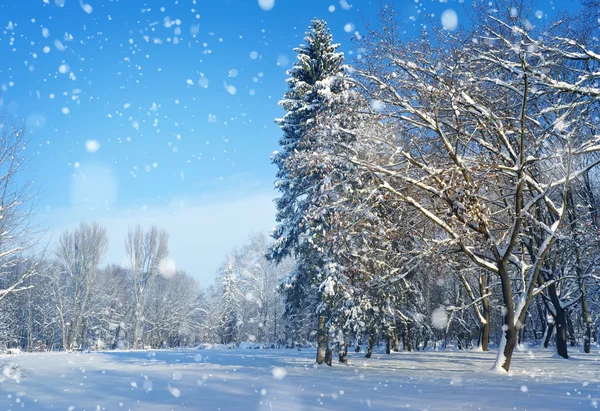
(528, 312, 539, 340)
(338, 342, 348, 364)
(325, 348, 333, 366)
(402, 320, 412, 351)
(547, 283, 568, 359)
(518, 318, 526, 346)
(365, 329, 376, 358)
(386, 335, 392, 354)
(584, 317, 592, 354)
(112, 324, 122, 350)
(555, 308, 569, 359)
(316, 315, 325, 364)
(566, 311, 576, 347)
(479, 273, 490, 351)
(567, 189, 592, 353)
(493, 263, 518, 372)
(536, 297, 547, 340)
(133, 309, 142, 350)
(543, 320, 555, 348)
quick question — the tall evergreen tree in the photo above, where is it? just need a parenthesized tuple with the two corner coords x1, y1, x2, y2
(269, 18, 349, 364)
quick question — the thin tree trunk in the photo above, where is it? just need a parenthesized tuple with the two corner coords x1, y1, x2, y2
(536, 297, 547, 340)
(528, 312, 539, 340)
(479, 273, 490, 351)
(567, 190, 592, 354)
(112, 324, 121, 350)
(543, 320, 555, 348)
(402, 320, 412, 351)
(494, 263, 518, 372)
(566, 310, 576, 348)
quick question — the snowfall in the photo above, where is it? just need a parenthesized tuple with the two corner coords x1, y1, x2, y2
(0, 346, 598, 410)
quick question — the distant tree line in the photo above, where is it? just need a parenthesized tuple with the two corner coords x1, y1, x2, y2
(0, 223, 294, 351)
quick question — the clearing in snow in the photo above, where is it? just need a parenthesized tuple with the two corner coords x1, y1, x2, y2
(1, 347, 598, 410)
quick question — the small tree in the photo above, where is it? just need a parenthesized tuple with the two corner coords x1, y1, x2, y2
(220, 259, 240, 345)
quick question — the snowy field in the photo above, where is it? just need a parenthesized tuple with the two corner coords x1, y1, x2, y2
(1, 347, 599, 410)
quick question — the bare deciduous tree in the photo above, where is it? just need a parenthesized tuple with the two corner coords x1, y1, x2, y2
(55, 222, 108, 350)
(125, 225, 168, 349)
(0, 111, 40, 303)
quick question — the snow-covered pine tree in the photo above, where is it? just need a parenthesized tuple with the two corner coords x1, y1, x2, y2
(270, 18, 346, 260)
(269, 18, 350, 364)
(220, 259, 240, 345)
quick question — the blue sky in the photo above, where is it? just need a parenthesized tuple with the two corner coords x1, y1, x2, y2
(0, 0, 574, 285)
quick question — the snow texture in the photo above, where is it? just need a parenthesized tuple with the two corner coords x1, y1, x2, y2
(1, 348, 598, 410)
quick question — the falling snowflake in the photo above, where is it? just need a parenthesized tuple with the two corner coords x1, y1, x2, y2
(441, 9, 458, 31)
(85, 140, 100, 153)
(257, 0, 275, 11)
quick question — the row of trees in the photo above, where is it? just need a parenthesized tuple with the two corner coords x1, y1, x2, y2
(198, 234, 294, 346)
(0, 222, 294, 351)
(0, 109, 293, 351)
(0, 222, 201, 350)
(270, 0, 600, 372)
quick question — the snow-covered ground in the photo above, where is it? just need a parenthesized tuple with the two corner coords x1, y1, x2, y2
(1, 347, 598, 410)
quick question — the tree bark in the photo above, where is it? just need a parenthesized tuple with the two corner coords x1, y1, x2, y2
(479, 273, 490, 351)
(555, 308, 569, 359)
(494, 263, 518, 372)
(543, 320, 555, 348)
(567, 190, 592, 354)
(365, 329, 376, 358)
(338, 342, 348, 364)
(325, 348, 333, 366)
(402, 320, 412, 351)
(536, 297, 547, 340)
(547, 282, 568, 359)
(566, 311, 577, 348)
(316, 315, 325, 364)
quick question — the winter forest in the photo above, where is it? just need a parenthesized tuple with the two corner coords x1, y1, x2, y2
(1, 0, 600, 409)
